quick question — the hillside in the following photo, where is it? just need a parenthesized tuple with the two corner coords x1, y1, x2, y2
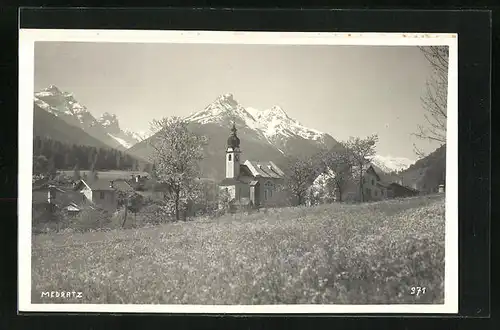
(33, 136, 145, 172)
(399, 144, 446, 192)
(33, 104, 108, 149)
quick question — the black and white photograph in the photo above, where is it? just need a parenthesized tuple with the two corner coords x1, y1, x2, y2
(18, 30, 458, 313)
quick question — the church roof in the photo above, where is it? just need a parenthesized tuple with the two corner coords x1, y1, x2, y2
(219, 178, 247, 186)
(243, 160, 285, 179)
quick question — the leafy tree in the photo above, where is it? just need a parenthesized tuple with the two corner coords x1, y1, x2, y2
(413, 46, 449, 157)
(319, 147, 353, 202)
(148, 116, 206, 221)
(120, 193, 143, 227)
(284, 155, 319, 206)
(342, 134, 378, 202)
(217, 187, 232, 212)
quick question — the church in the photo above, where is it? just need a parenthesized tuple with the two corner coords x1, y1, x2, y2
(219, 124, 285, 208)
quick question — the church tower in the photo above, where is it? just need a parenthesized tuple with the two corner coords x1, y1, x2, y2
(226, 123, 241, 179)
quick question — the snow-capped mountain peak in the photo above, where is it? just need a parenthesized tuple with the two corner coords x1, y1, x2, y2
(97, 112, 121, 134)
(34, 85, 93, 124)
(124, 129, 151, 142)
(34, 85, 146, 150)
(267, 105, 290, 119)
(186, 93, 329, 146)
(370, 155, 415, 173)
(185, 93, 260, 130)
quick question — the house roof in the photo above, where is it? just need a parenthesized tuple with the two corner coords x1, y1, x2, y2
(237, 175, 254, 184)
(32, 187, 85, 207)
(219, 178, 247, 186)
(75, 178, 115, 191)
(112, 180, 135, 193)
(66, 203, 81, 212)
(388, 182, 419, 192)
(376, 182, 390, 188)
(243, 160, 285, 179)
(32, 184, 66, 193)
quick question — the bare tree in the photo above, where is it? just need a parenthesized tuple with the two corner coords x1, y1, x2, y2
(343, 135, 379, 203)
(148, 117, 206, 221)
(413, 46, 449, 157)
(284, 155, 319, 206)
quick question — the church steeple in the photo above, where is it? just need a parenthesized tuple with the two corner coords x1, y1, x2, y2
(225, 123, 241, 179)
(227, 122, 240, 149)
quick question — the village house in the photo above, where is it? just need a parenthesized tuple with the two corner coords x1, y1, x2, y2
(361, 165, 389, 201)
(308, 164, 420, 204)
(219, 124, 285, 208)
(73, 178, 119, 212)
(32, 184, 88, 223)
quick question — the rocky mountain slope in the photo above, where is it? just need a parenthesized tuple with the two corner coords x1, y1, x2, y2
(33, 103, 109, 149)
(34, 85, 143, 150)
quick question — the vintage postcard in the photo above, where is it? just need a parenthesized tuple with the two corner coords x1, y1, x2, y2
(19, 29, 458, 313)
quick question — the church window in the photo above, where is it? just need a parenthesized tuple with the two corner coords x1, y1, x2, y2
(228, 154, 232, 161)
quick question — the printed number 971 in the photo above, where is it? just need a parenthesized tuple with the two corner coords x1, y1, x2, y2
(410, 287, 426, 296)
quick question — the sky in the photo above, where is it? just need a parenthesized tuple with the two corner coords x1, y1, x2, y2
(34, 41, 446, 160)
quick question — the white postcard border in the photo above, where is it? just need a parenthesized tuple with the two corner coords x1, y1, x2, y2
(18, 29, 458, 314)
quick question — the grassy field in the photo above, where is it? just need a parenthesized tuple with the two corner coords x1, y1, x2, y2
(32, 194, 445, 305)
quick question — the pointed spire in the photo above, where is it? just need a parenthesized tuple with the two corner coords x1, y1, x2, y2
(227, 122, 240, 148)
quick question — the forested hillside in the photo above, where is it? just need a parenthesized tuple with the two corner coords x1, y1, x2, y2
(399, 144, 446, 193)
(33, 136, 150, 173)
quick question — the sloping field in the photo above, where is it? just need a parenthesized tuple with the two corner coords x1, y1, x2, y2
(32, 194, 446, 305)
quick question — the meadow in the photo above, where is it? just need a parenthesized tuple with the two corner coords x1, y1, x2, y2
(31, 194, 445, 305)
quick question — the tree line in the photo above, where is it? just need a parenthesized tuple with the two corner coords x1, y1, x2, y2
(33, 136, 149, 174)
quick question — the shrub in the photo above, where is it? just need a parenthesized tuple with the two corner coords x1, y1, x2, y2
(69, 206, 111, 232)
(136, 201, 174, 225)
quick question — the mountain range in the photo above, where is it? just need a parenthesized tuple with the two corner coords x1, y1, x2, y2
(33, 86, 417, 181)
(34, 85, 147, 150)
(128, 93, 343, 179)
